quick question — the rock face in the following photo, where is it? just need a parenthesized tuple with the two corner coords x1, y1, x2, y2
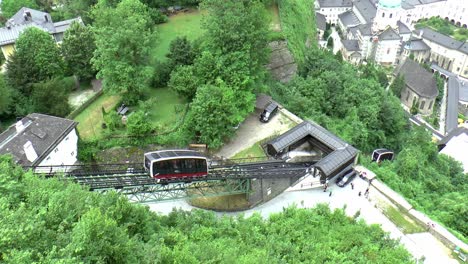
(267, 41, 297, 83)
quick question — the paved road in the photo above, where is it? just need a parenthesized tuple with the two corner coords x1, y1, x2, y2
(147, 177, 456, 263)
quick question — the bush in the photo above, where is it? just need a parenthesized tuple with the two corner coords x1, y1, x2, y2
(127, 111, 153, 136)
(151, 61, 174, 88)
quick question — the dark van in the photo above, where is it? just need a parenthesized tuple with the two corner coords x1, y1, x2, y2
(260, 102, 279, 123)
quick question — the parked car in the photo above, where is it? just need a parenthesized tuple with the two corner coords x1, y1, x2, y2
(259, 102, 279, 123)
(335, 168, 356, 187)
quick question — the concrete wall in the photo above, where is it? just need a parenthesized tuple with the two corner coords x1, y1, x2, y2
(248, 176, 302, 207)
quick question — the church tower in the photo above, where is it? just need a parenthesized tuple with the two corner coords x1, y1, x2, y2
(372, 0, 402, 32)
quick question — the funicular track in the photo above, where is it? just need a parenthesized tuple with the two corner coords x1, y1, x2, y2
(31, 158, 313, 202)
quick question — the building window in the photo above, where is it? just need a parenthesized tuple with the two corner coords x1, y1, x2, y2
(390, 13, 393, 18)
(456, 67, 460, 71)
(54, 148, 59, 153)
(382, 12, 385, 18)
(71, 151, 75, 156)
(65, 136, 69, 141)
(387, 48, 390, 54)
(420, 101, 426, 109)
(46, 156, 51, 161)
(429, 101, 433, 110)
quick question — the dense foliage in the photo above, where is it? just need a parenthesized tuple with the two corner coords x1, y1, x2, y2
(5, 27, 66, 116)
(0, 155, 414, 263)
(92, 0, 154, 105)
(61, 21, 97, 83)
(271, 49, 408, 152)
(0, 0, 39, 19)
(277, 0, 316, 66)
(176, 0, 270, 147)
(362, 127, 468, 240)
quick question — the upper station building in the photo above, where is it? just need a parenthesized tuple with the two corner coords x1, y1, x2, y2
(316, 0, 468, 78)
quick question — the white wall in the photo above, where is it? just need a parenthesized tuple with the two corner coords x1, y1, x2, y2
(317, 6, 351, 25)
(375, 39, 401, 65)
(38, 128, 78, 169)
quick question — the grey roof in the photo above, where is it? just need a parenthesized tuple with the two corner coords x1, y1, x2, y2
(460, 79, 468, 103)
(0, 113, 78, 166)
(438, 127, 468, 146)
(357, 23, 373, 36)
(379, 27, 400, 41)
(397, 21, 411, 34)
(459, 42, 468, 54)
(401, 1, 415, 9)
(317, 0, 353, 8)
(0, 7, 82, 46)
(267, 121, 358, 176)
(354, 0, 377, 23)
(415, 28, 467, 54)
(338, 10, 360, 28)
(396, 59, 439, 98)
(342, 39, 360, 51)
(314, 147, 358, 176)
(316, 12, 326, 31)
(404, 39, 430, 51)
(0, 24, 46, 45)
(446, 77, 460, 134)
(53, 18, 83, 33)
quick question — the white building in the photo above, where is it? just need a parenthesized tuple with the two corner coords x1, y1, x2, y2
(438, 127, 468, 173)
(318, 0, 468, 68)
(0, 113, 78, 171)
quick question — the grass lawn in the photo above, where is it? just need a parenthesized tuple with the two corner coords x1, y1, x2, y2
(144, 87, 187, 128)
(231, 143, 266, 159)
(151, 10, 205, 61)
(382, 205, 425, 234)
(74, 93, 121, 140)
(416, 17, 468, 41)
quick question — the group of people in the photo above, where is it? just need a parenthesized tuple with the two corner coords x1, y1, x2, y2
(322, 170, 375, 198)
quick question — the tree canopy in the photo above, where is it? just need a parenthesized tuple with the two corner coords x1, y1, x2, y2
(0, 155, 414, 263)
(92, 0, 154, 105)
(6, 27, 64, 95)
(272, 49, 408, 153)
(61, 21, 96, 82)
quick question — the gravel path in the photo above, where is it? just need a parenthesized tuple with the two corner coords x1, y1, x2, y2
(216, 110, 295, 158)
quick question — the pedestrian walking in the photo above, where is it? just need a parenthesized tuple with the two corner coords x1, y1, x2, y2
(350, 182, 354, 190)
(358, 191, 362, 196)
(364, 188, 369, 195)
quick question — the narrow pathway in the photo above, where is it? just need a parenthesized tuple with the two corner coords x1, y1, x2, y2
(439, 81, 448, 134)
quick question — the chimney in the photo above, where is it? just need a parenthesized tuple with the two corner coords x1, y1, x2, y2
(419, 29, 423, 38)
(15, 120, 25, 133)
(23, 13, 28, 21)
(44, 15, 49, 22)
(24, 141, 38, 163)
(26, 11, 31, 17)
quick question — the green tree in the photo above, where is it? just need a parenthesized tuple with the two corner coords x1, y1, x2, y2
(92, 0, 153, 105)
(327, 36, 334, 49)
(186, 82, 242, 147)
(61, 21, 96, 83)
(435, 74, 445, 103)
(167, 36, 195, 67)
(390, 74, 405, 97)
(31, 78, 72, 117)
(126, 110, 153, 135)
(0, 0, 39, 19)
(201, 0, 269, 88)
(168, 65, 199, 100)
(6, 27, 64, 95)
(0, 75, 13, 115)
